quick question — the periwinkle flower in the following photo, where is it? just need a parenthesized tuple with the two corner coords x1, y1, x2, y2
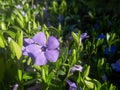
(13, 83, 18, 90)
(98, 33, 106, 39)
(22, 32, 59, 66)
(66, 80, 77, 90)
(80, 33, 89, 42)
(58, 14, 64, 24)
(15, 5, 22, 9)
(20, 11, 27, 17)
(94, 23, 99, 29)
(111, 59, 120, 72)
(104, 46, 116, 55)
(101, 74, 107, 81)
(70, 65, 83, 73)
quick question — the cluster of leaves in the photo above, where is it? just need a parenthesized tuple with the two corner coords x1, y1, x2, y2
(0, 0, 120, 90)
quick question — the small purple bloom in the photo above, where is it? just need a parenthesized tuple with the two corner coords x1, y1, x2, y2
(104, 46, 116, 55)
(101, 74, 107, 81)
(13, 83, 18, 90)
(22, 32, 59, 66)
(66, 80, 77, 90)
(15, 5, 22, 9)
(58, 14, 64, 24)
(80, 33, 89, 42)
(98, 33, 106, 39)
(111, 59, 120, 72)
(70, 65, 83, 73)
(94, 23, 99, 29)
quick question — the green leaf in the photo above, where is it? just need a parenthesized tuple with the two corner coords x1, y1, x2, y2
(109, 84, 116, 90)
(82, 65, 90, 78)
(0, 22, 6, 30)
(46, 72, 55, 85)
(57, 70, 66, 76)
(0, 35, 5, 48)
(16, 31, 23, 48)
(97, 58, 104, 70)
(92, 79, 101, 89)
(42, 67, 46, 82)
(23, 73, 33, 80)
(84, 77, 94, 89)
(16, 17, 24, 28)
(72, 32, 79, 44)
(18, 69, 22, 81)
(59, 0, 67, 14)
(9, 37, 22, 59)
(52, 1, 58, 13)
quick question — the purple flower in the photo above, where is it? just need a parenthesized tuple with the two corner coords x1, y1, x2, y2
(15, 5, 22, 9)
(70, 65, 83, 73)
(80, 33, 89, 42)
(111, 59, 120, 72)
(22, 32, 59, 66)
(98, 33, 106, 39)
(94, 23, 99, 29)
(58, 14, 64, 24)
(101, 74, 107, 81)
(13, 83, 18, 90)
(66, 80, 77, 90)
(104, 46, 116, 55)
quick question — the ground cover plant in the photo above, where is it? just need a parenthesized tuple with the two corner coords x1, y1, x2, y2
(0, 0, 120, 90)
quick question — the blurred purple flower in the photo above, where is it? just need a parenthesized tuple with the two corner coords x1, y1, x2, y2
(101, 74, 107, 81)
(15, 5, 22, 9)
(94, 23, 99, 29)
(22, 32, 59, 66)
(98, 33, 106, 39)
(66, 80, 77, 90)
(70, 65, 83, 73)
(58, 14, 64, 24)
(104, 46, 116, 55)
(13, 83, 18, 90)
(80, 33, 89, 42)
(111, 59, 120, 72)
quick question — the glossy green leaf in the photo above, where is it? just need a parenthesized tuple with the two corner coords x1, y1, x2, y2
(72, 32, 79, 44)
(23, 73, 33, 80)
(9, 38, 22, 59)
(16, 31, 23, 48)
(18, 69, 22, 81)
(0, 35, 5, 48)
(84, 77, 94, 89)
(82, 65, 90, 78)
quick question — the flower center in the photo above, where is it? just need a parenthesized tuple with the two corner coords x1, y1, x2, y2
(41, 46, 47, 51)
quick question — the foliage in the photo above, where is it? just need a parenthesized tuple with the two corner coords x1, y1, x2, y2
(0, 0, 120, 90)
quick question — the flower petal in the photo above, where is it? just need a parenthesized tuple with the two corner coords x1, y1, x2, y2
(66, 80, 77, 90)
(23, 38, 34, 46)
(23, 44, 41, 59)
(22, 46, 28, 56)
(23, 44, 47, 66)
(34, 52, 47, 66)
(32, 32, 46, 46)
(111, 59, 120, 72)
(70, 65, 83, 73)
(47, 36, 59, 50)
(45, 50, 59, 62)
